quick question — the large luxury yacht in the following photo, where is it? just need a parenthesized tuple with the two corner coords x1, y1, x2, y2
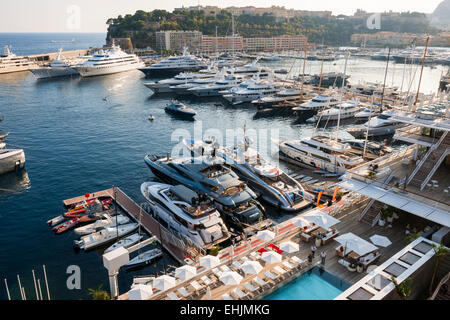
(292, 94, 340, 119)
(141, 182, 231, 249)
(347, 109, 407, 138)
(29, 48, 83, 79)
(138, 48, 207, 78)
(144, 154, 270, 234)
(0, 46, 37, 74)
(73, 43, 144, 77)
(183, 137, 314, 212)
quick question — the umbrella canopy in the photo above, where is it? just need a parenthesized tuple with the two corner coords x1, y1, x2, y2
(303, 210, 340, 229)
(128, 284, 153, 300)
(256, 230, 276, 242)
(261, 251, 282, 264)
(279, 241, 299, 253)
(175, 265, 197, 281)
(199, 255, 221, 269)
(293, 217, 311, 229)
(240, 261, 263, 275)
(153, 275, 176, 291)
(219, 271, 243, 286)
(335, 233, 378, 256)
(370, 235, 392, 247)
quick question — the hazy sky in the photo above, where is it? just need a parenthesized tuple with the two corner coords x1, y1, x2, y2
(0, 0, 444, 33)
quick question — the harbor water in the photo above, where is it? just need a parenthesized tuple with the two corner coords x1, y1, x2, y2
(0, 33, 447, 300)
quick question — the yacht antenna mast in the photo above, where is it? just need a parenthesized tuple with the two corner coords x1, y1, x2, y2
(413, 36, 430, 110)
(380, 47, 391, 112)
(335, 50, 349, 142)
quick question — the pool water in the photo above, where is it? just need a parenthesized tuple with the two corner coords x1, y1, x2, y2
(263, 267, 350, 300)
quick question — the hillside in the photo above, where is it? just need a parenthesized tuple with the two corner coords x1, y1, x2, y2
(430, 0, 450, 29)
(106, 9, 440, 48)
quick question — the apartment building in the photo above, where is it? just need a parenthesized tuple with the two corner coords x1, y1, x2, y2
(155, 31, 202, 51)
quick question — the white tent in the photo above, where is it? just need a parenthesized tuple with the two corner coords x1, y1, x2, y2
(256, 230, 276, 242)
(279, 241, 299, 253)
(335, 233, 378, 256)
(153, 275, 176, 291)
(261, 251, 282, 264)
(199, 255, 220, 269)
(293, 217, 311, 229)
(370, 235, 392, 247)
(175, 265, 197, 281)
(128, 284, 153, 300)
(303, 210, 340, 229)
(240, 261, 263, 275)
(219, 271, 243, 286)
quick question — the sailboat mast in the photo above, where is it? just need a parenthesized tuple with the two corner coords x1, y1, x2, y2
(414, 36, 430, 109)
(300, 47, 307, 97)
(380, 47, 391, 111)
(318, 46, 325, 91)
(335, 51, 349, 141)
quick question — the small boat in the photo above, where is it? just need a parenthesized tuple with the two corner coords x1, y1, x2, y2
(74, 223, 139, 250)
(0, 133, 9, 141)
(124, 248, 163, 268)
(47, 214, 66, 227)
(53, 217, 81, 234)
(63, 207, 87, 218)
(74, 214, 130, 235)
(148, 114, 155, 121)
(104, 233, 143, 253)
(164, 100, 196, 118)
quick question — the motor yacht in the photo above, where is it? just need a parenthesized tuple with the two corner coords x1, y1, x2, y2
(0, 148, 26, 175)
(292, 94, 340, 119)
(164, 100, 197, 118)
(141, 182, 230, 249)
(144, 154, 269, 234)
(188, 74, 244, 97)
(73, 43, 144, 77)
(222, 80, 280, 105)
(183, 138, 314, 212)
(138, 48, 207, 78)
(29, 48, 83, 79)
(73, 223, 139, 250)
(347, 109, 407, 138)
(276, 135, 365, 175)
(0, 46, 37, 74)
(306, 99, 361, 123)
(251, 87, 303, 106)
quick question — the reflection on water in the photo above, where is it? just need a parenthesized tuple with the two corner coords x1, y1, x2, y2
(0, 169, 31, 195)
(0, 71, 31, 85)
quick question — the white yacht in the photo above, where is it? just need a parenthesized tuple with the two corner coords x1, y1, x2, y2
(306, 99, 361, 123)
(164, 100, 197, 118)
(292, 94, 340, 119)
(0, 46, 37, 74)
(188, 74, 244, 97)
(276, 135, 365, 175)
(73, 44, 144, 77)
(252, 87, 302, 106)
(222, 80, 280, 105)
(141, 182, 230, 249)
(347, 109, 407, 138)
(219, 77, 257, 95)
(73, 223, 139, 250)
(29, 48, 83, 79)
(144, 71, 217, 94)
(138, 48, 207, 78)
(183, 138, 314, 212)
(354, 105, 381, 120)
(0, 148, 26, 175)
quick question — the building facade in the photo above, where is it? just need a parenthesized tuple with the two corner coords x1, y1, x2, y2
(155, 31, 203, 51)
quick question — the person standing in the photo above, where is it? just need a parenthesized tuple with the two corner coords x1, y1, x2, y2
(311, 245, 317, 258)
(320, 251, 327, 265)
(308, 252, 313, 264)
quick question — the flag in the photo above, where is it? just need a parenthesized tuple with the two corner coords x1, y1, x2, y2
(332, 187, 339, 202)
(316, 191, 323, 207)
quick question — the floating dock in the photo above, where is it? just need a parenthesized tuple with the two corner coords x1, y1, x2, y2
(62, 187, 194, 264)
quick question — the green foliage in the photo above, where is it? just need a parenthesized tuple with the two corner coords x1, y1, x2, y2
(207, 246, 222, 256)
(105, 9, 440, 48)
(391, 275, 413, 300)
(404, 232, 420, 244)
(432, 243, 450, 257)
(88, 284, 111, 300)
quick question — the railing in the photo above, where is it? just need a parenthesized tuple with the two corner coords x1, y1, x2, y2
(358, 173, 394, 222)
(407, 131, 448, 185)
(428, 271, 450, 300)
(420, 147, 450, 191)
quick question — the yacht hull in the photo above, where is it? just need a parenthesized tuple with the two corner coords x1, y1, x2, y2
(0, 149, 26, 175)
(30, 67, 79, 79)
(75, 62, 144, 77)
(138, 67, 204, 78)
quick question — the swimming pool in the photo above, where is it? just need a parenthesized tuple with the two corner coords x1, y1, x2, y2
(262, 267, 350, 300)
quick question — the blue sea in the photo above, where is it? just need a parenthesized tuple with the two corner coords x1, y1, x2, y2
(0, 33, 445, 300)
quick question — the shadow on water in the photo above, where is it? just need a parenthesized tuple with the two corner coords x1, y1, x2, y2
(0, 169, 31, 196)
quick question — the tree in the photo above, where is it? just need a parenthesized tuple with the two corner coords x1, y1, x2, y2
(429, 243, 450, 294)
(391, 275, 413, 300)
(88, 284, 111, 300)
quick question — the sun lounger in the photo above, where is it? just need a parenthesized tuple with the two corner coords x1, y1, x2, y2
(190, 280, 203, 292)
(231, 288, 247, 299)
(177, 287, 191, 298)
(167, 292, 180, 300)
(220, 265, 232, 273)
(250, 252, 261, 259)
(212, 268, 223, 277)
(253, 276, 270, 290)
(274, 266, 287, 275)
(232, 261, 242, 268)
(243, 282, 260, 294)
(264, 271, 278, 281)
(200, 275, 212, 286)
(291, 256, 303, 264)
(221, 293, 234, 300)
(283, 261, 294, 270)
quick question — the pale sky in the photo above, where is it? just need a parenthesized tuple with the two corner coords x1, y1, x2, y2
(0, 0, 444, 33)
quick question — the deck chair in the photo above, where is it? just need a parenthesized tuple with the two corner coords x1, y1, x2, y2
(212, 268, 222, 277)
(243, 282, 261, 295)
(177, 287, 191, 299)
(220, 265, 232, 273)
(253, 276, 271, 290)
(231, 288, 247, 300)
(221, 293, 234, 300)
(264, 271, 279, 282)
(200, 275, 212, 286)
(167, 292, 180, 300)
